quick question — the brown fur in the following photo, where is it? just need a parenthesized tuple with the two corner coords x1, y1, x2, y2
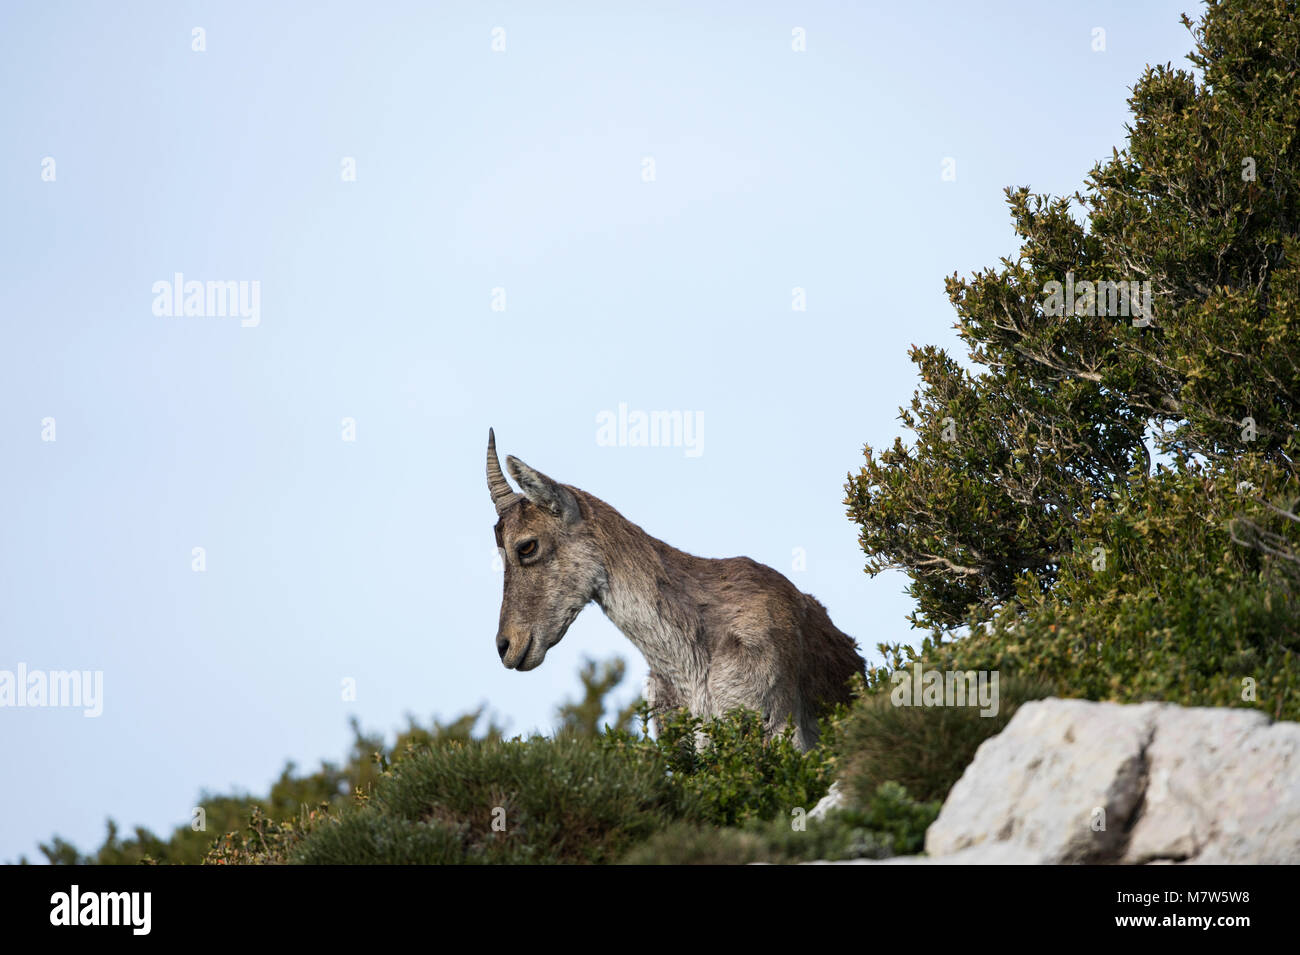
(488, 432, 864, 749)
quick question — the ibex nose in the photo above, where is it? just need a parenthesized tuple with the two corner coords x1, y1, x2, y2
(496, 636, 510, 660)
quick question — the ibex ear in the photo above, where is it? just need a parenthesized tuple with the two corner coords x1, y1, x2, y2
(505, 456, 580, 524)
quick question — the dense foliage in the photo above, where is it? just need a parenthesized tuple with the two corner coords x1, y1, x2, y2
(621, 782, 940, 865)
(847, 0, 1300, 720)
(30, 659, 933, 866)
(827, 675, 1055, 804)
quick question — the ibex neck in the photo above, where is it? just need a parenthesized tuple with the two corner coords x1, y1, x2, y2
(583, 493, 711, 688)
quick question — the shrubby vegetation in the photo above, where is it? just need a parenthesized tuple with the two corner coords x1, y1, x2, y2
(828, 676, 1055, 805)
(30, 660, 944, 866)
(27, 708, 506, 866)
(847, 0, 1300, 720)
(284, 705, 837, 865)
(622, 782, 939, 865)
(25, 656, 1044, 865)
(227, 693, 845, 865)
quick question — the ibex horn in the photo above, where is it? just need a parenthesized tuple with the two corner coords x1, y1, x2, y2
(486, 428, 520, 515)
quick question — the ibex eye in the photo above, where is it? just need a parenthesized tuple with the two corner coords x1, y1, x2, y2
(517, 540, 538, 559)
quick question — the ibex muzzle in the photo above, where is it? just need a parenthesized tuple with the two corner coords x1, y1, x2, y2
(485, 429, 864, 748)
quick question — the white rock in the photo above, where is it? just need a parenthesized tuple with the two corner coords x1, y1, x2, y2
(920, 698, 1300, 865)
(808, 782, 846, 821)
(1124, 705, 1300, 864)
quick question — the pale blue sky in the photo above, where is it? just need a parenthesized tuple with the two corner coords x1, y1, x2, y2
(0, 0, 1196, 862)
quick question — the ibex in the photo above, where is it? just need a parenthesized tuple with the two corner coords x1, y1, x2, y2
(486, 429, 864, 749)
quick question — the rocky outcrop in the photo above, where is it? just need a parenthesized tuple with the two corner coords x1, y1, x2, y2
(925, 699, 1300, 864)
(808, 781, 846, 821)
(817, 698, 1300, 864)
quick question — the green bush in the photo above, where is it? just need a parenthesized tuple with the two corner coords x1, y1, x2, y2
(622, 782, 940, 865)
(34, 661, 859, 867)
(895, 463, 1300, 721)
(284, 705, 835, 865)
(601, 706, 833, 828)
(30, 709, 505, 865)
(826, 676, 1056, 805)
(278, 702, 946, 865)
(845, 0, 1300, 723)
(292, 734, 679, 864)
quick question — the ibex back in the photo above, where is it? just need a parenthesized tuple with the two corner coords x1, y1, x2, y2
(486, 429, 865, 750)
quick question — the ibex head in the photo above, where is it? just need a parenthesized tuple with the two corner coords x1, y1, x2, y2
(486, 429, 604, 671)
